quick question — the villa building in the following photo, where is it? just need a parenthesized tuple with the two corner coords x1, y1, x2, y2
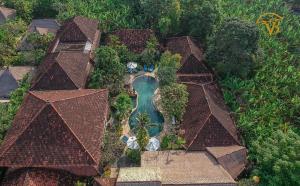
(31, 51, 92, 90)
(0, 66, 35, 100)
(2, 168, 78, 186)
(0, 89, 109, 177)
(109, 29, 155, 53)
(18, 19, 61, 51)
(48, 16, 101, 58)
(0, 6, 16, 24)
(181, 82, 241, 150)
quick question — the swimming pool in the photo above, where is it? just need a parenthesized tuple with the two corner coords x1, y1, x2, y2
(129, 76, 164, 137)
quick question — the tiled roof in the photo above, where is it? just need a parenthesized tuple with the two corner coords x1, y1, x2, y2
(31, 51, 91, 90)
(110, 29, 154, 53)
(0, 6, 16, 23)
(0, 67, 34, 98)
(177, 73, 214, 85)
(0, 89, 109, 176)
(2, 168, 78, 186)
(141, 151, 236, 185)
(166, 36, 210, 74)
(206, 146, 247, 179)
(28, 19, 61, 35)
(181, 83, 240, 150)
(59, 16, 99, 42)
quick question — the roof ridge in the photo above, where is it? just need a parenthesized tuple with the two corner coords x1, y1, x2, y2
(50, 103, 99, 165)
(51, 89, 107, 103)
(73, 17, 92, 42)
(31, 53, 58, 89)
(186, 112, 212, 149)
(0, 104, 48, 158)
(55, 56, 79, 88)
(202, 85, 240, 145)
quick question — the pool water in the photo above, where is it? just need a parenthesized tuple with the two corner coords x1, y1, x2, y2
(129, 76, 164, 137)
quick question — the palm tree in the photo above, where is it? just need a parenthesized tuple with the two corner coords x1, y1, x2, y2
(135, 112, 158, 150)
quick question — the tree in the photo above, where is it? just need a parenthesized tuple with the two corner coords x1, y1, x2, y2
(4, 0, 34, 22)
(207, 18, 259, 78)
(157, 51, 181, 86)
(100, 125, 125, 168)
(161, 83, 188, 122)
(140, 35, 159, 66)
(140, 0, 182, 36)
(89, 46, 125, 95)
(114, 92, 132, 121)
(251, 130, 300, 186)
(0, 19, 27, 67)
(0, 75, 30, 144)
(108, 35, 137, 65)
(135, 112, 153, 150)
(180, 0, 220, 42)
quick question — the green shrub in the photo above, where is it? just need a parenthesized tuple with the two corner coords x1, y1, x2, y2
(126, 149, 141, 165)
(161, 134, 185, 150)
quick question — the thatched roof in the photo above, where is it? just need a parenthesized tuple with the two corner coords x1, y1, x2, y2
(0, 6, 16, 24)
(0, 89, 109, 176)
(207, 146, 247, 179)
(28, 19, 61, 35)
(0, 66, 34, 98)
(141, 151, 236, 185)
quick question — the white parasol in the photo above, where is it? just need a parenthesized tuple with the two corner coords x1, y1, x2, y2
(127, 136, 140, 149)
(146, 137, 160, 151)
(127, 62, 137, 69)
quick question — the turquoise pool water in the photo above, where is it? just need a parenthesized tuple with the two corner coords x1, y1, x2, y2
(129, 76, 164, 137)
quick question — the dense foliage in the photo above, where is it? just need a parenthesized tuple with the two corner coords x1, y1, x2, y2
(135, 112, 151, 150)
(160, 134, 185, 150)
(89, 46, 125, 95)
(113, 92, 132, 121)
(100, 124, 125, 168)
(0, 19, 26, 67)
(0, 75, 30, 144)
(207, 18, 260, 78)
(160, 83, 188, 122)
(125, 149, 141, 164)
(157, 51, 181, 86)
(252, 130, 300, 185)
(216, 1, 300, 185)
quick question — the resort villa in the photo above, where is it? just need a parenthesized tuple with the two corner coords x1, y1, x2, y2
(0, 16, 247, 186)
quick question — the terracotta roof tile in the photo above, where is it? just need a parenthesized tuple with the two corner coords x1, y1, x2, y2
(166, 36, 210, 74)
(206, 146, 247, 179)
(0, 89, 109, 176)
(109, 29, 154, 53)
(181, 83, 240, 150)
(31, 51, 91, 90)
(2, 168, 78, 186)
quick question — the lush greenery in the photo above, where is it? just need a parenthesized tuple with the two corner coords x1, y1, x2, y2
(161, 83, 188, 122)
(215, 1, 300, 185)
(157, 51, 181, 86)
(0, 75, 30, 143)
(113, 92, 133, 121)
(125, 149, 141, 164)
(135, 112, 152, 150)
(140, 36, 159, 66)
(88, 46, 125, 95)
(252, 130, 300, 185)
(207, 18, 260, 78)
(100, 124, 125, 168)
(160, 134, 185, 150)
(0, 19, 26, 67)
